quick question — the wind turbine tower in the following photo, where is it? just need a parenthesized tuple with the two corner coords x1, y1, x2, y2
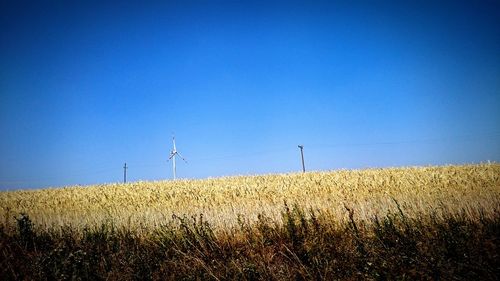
(168, 136, 187, 180)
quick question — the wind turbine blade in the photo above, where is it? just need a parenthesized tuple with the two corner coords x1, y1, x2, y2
(177, 152, 187, 163)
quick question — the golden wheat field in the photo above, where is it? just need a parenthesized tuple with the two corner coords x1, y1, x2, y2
(1, 164, 499, 233)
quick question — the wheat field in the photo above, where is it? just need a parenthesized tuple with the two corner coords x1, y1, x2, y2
(1, 163, 500, 280)
(1, 163, 499, 234)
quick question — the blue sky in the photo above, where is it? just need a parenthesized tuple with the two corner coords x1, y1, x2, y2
(1, 0, 499, 189)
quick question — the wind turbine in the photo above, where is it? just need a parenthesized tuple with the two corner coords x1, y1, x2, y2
(168, 136, 187, 180)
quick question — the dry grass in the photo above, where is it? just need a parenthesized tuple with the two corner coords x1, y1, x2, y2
(1, 163, 499, 233)
(1, 163, 500, 280)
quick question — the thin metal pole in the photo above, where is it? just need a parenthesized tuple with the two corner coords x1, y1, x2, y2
(172, 154, 176, 180)
(172, 136, 177, 180)
(298, 145, 305, 172)
(123, 163, 127, 183)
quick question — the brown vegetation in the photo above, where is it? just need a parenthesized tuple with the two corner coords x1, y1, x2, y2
(0, 164, 499, 280)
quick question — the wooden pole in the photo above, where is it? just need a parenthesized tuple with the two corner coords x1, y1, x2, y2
(123, 163, 127, 183)
(298, 145, 305, 172)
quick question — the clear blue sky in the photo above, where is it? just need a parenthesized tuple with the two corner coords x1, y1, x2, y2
(1, 0, 499, 189)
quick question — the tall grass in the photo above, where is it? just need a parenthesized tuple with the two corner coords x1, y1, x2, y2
(0, 164, 499, 279)
(0, 164, 498, 233)
(1, 205, 498, 280)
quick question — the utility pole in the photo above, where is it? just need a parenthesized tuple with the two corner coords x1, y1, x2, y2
(123, 163, 128, 183)
(298, 145, 305, 173)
